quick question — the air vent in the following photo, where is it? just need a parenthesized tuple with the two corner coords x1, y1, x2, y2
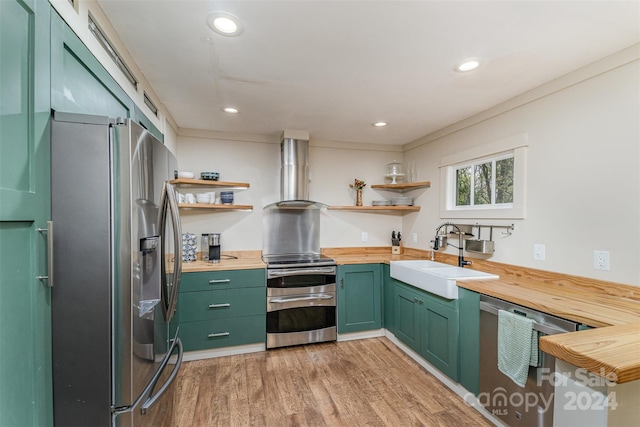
(88, 13, 138, 89)
(143, 92, 158, 117)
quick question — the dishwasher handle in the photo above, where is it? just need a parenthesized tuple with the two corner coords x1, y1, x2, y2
(480, 301, 570, 336)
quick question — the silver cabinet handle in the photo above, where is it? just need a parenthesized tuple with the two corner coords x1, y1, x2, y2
(208, 332, 230, 338)
(36, 221, 53, 288)
(270, 295, 334, 304)
(208, 303, 231, 308)
(209, 279, 231, 284)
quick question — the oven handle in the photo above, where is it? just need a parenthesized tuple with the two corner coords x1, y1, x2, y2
(268, 267, 336, 278)
(270, 294, 335, 304)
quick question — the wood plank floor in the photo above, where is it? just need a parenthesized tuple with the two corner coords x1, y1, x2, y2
(154, 337, 492, 426)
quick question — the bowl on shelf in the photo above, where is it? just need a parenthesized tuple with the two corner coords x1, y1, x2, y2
(196, 194, 211, 204)
(220, 191, 234, 204)
(201, 171, 220, 181)
(177, 171, 195, 179)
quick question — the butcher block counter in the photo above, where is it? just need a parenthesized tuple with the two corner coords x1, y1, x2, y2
(181, 250, 265, 272)
(451, 256, 640, 384)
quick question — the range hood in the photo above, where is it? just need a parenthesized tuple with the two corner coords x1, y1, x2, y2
(264, 130, 326, 209)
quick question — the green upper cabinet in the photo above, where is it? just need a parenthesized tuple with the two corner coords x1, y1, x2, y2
(0, 0, 53, 425)
(337, 264, 382, 333)
(50, 11, 162, 141)
(51, 11, 132, 119)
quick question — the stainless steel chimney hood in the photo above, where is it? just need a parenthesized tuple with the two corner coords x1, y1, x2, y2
(264, 130, 326, 209)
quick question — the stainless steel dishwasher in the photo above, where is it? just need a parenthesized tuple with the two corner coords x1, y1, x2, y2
(479, 295, 579, 427)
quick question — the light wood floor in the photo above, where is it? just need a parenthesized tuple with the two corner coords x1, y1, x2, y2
(154, 337, 492, 426)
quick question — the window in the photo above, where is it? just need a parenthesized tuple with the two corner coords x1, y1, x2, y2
(454, 153, 514, 208)
(440, 134, 527, 219)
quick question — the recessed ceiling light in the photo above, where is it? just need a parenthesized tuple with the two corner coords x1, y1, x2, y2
(372, 122, 388, 127)
(206, 12, 243, 37)
(222, 107, 239, 114)
(454, 59, 481, 73)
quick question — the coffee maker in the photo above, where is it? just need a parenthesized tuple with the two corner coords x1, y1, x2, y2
(207, 233, 221, 263)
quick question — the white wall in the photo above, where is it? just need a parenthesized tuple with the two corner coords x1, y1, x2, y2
(176, 133, 405, 251)
(402, 48, 639, 286)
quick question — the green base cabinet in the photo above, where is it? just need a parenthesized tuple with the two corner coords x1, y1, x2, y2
(382, 264, 398, 334)
(458, 287, 480, 395)
(421, 292, 459, 381)
(337, 264, 382, 333)
(177, 269, 266, 351)
(394, 281, 459, 381)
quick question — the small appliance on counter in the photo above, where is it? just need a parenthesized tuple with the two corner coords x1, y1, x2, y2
(208, 233, 221, 263)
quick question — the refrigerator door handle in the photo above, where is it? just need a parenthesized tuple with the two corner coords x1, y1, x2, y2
(159, 181, 182, 322)
(112, 337, 184, 417)
(140, 337, 184, 414)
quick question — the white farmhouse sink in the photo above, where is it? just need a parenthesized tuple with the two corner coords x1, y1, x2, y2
(390, 260, 499, 299)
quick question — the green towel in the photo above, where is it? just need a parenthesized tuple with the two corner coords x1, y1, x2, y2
(497, 310, 537, 387)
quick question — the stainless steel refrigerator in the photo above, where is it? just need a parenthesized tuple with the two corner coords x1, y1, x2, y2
(50, 111, 183, 426)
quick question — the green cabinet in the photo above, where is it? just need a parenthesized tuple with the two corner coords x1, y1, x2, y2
(337, 264, 382, 333)
(0, 0, 53, 425)
(458, 287, 480, 395)
(177, 269, 266, 351)
(394, 281, 460, 381)
(50, 12, 161, 140)
(382, 264, 398, 334)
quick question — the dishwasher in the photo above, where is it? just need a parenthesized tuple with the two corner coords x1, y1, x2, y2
(479, 295, 579, 427)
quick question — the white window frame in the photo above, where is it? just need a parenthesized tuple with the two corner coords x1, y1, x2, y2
(440, 133, 527, 219)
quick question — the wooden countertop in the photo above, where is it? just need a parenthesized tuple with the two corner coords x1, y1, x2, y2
(181, 251, 265, 272)
(179, 247, 640, 383)
(453, 257, 640, 384)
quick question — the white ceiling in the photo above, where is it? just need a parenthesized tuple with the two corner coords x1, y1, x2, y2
(97, 0, 640, 145)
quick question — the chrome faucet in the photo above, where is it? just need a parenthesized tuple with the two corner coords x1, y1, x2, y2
(431, 222, 472, 268)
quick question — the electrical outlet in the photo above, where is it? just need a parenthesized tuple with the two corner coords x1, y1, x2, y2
(533, 244, 546, 261)
(593, 250, 610, 271)
(412, 233, 418, 243)
(361, 232, 368, 242)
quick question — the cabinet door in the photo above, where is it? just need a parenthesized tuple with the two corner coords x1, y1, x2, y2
(337, 264, 381, 333)
(180, 268, 266, 292)
(179, 287, 265, 322)
(382, 264, 396, 334)
(458, 288, 480, 394)
(0, 0, 52, 425)
(179, 315, 265, 351)
(393, 284, 421, 352)
(421, 297, 459, 381)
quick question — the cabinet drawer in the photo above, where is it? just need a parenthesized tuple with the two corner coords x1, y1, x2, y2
(180, 268, 266, 292)
(179, 315, 265, 351)
(178, 287, 266, 322)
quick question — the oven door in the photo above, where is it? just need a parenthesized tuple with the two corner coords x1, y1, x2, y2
(266, 284, 336, 349)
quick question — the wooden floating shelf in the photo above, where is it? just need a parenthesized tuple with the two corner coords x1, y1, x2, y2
(170, 178, 250, 188)
(328, 206, 420, 213)
(370, 181, 431, 191)
(178, 203, 253, 211)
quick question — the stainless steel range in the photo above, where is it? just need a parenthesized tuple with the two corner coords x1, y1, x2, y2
(264, 255, 337, 349)
(262, 131, 337, 348)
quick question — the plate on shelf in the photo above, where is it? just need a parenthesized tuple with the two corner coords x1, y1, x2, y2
(391, 197, 413, 206)
(372, 200, 391, 206)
